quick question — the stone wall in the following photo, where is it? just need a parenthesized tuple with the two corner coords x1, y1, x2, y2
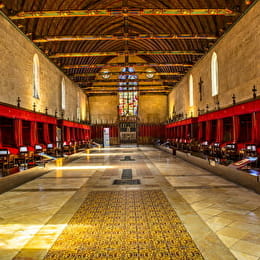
(139, 95, 168, 123)
(168, 2, 260, 119)
(0, 12, 88, 121)
(89, 95, 118, 124)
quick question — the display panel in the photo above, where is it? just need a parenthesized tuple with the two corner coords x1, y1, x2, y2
(226, 144, 236, 149)
(35, 145, 42, 150)
(0, 149, 9, 155)
(47, 143, 53, 148)
(19, 146, 28, 153)
(246, 144, 256, 151)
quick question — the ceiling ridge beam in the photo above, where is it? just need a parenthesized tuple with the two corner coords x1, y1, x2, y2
(76, 79, 178, 83)
(72, 72, 183, 77)
(63, 63, 193, 69)
(85, 89, 171, 91)
(82, 85, 169, 88)
(33, 33, 218, 43)
(10, 8, 238, 20)
(49, 50, 203, 58)
(83, 86, 172, 89)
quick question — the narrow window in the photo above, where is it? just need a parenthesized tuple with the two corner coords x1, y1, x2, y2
(33, 54, 40, 99)
(61, 78, 66, 110)
(189, 74, 194, 107)
(211, 52, 219, 96)
(77, 91, 80, 121)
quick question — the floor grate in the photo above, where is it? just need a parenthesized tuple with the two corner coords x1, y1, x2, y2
(113, 179, 141, 185)
(121, 169, 133, 179)
(120, 156, 135, 161)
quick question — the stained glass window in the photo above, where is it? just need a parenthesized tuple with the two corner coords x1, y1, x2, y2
(118, 67, 138, 116)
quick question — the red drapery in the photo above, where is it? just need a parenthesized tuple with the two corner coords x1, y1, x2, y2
(252, 112, 260, 145)
(198, 122, 203, 141)
(76, 128, 80, 141)
(205, 121, 212, 141)
(52, 125, 57, 144)
(0, 128, 2, 146)
(79, 129, 83, 140)
(216, 119, 224, 143)
(14, 119, 23, 147)
(71, 128, 76, 141)
(43, 123, 50, 144)
(232, 116, 240, 143)
(65, 127, 71, 142)
(30, 121, 38, 146)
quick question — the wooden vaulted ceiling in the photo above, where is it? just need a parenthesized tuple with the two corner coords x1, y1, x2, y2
(0, 0, 255, 95)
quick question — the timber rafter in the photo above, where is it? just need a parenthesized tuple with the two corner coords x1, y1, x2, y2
(63, 63, 193, 69)
(33, 33, 218, 43)
(72, 72, 183, 77)
(49, 50, 203, 58)
(9, 8, 239, 20)
(84, 90, 171, 94)
(76, 79, 178, 84)
(83, 86, 172, 90)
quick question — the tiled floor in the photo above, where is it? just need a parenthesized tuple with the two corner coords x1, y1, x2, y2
(0, 146, 259, 259)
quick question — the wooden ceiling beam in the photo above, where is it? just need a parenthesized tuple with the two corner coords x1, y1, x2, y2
(72, 72, 183, 77)
(63, 63, 193, 69)
(84, 89, 171, 94)
(76, 79, 178, 83)
(83, 86, 172, 90)
(33, 33, 218, 43)
(82, 83, 172, 86)
(49, 50, 203, 58)
(10, 8, 238, 20)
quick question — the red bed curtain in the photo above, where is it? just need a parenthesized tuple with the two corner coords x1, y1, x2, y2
(252, 112, 260, 145)
(205, 121, 212, 141)
(232, 116, 240, 143)
(14, 119, 23, 147)
(216, 119, 224, 143)
(43, 123, 50, 144)
(30, 121, 38, 146)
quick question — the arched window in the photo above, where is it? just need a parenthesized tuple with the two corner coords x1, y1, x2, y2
(32, 54, 40, 98)
(61, 78, 66, 110)
(189, 74, 194, 107)
(211, 52, 219, 96)
(77, 91, 80, 121)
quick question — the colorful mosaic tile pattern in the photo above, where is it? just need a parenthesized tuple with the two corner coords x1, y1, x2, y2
(44, 190, 204, 259)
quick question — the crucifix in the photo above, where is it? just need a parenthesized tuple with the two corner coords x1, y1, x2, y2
(252, 85, 257, 99)
(17, 97, 21, 107)
(198, 77, 203, 101)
